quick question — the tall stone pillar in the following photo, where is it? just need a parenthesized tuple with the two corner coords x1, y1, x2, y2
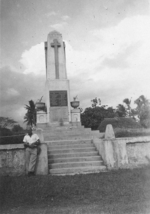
(45, 31, 71, 125)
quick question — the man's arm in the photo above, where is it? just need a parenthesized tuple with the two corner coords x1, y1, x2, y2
(33, 139, 40, 146)
(30, 135, 40, 148)
(23, 136, 29, 148)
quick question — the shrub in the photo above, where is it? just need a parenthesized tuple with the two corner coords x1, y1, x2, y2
(0, 135, 24, 145)
(98, 117, 142, 132)
(0, 127, 25, 145)
(115, 130, 150, 138)
(0, 127, 12, 136)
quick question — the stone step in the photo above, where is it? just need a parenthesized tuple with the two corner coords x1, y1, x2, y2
(49, 155, 101, 163)
(48, 142, 94, 150)
(44, 133, 98, 139)
(50, 160, 103, 169)
(48, 147, 96, 154)
(43, 126, 87, 131)
(91, 130, 100, 135)
(43, 128, 92, 133)
(44, 130, 96, 135)
(46, 139, 92, 146)
(44, 133, 93, 139)
(48, 151, 99, 159)
(43, 124, 88, 128)
(50, 165, 107, 175)
(45, 136, 94, 141)
(44, 129, 99, 135)
(43, 132, 98, 140)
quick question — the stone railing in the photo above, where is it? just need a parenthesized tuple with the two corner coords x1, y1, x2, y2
(93, 125, 150, 169)
(0, 129, 48, 176)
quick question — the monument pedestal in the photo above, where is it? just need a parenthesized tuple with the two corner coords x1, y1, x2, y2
(45, 79, 71, 125)
(71, 109, 81, 126)
(36, 111, 47, 124)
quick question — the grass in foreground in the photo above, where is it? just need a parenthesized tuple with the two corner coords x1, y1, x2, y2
(0, 167, 150, 214)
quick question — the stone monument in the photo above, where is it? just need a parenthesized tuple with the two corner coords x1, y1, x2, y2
(45, 31, 71, 125)
(70, 96, 81, 126)
(36, 99, 47, 125)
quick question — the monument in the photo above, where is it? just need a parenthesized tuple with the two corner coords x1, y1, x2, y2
(44, 31, 71, 125)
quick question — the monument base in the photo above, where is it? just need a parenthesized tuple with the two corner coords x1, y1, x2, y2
(45, 79, 71, 125)
(36, 111, 47, 124)
(71, 109, 81, 126)
(49, 106, 69, 123)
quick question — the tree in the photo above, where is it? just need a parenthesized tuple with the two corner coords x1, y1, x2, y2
(12, 124, 24, 133)
(123, 98, 132, 117)
(81, 105, 115, 130)
(115, 104, 127, 117)
(0, 117, 17, 128)
(91, 97, 101, 108)
(116, 98, 136, 119)
(134, 95, 150, 128)
(24, 100, 36, 127)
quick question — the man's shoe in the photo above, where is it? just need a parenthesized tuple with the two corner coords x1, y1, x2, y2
(29, 171, 35, 176)
(28, 172, 35, 176)
(28, 172, 33, 177)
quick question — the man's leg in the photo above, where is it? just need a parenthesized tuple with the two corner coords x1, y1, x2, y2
(25, 148, 30, 175)
(28, 148, 37, 174)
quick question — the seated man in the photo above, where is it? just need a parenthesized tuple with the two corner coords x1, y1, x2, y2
(23, 127, 40, 176)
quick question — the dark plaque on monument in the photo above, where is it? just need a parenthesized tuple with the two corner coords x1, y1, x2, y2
(50, 91, 68, 107)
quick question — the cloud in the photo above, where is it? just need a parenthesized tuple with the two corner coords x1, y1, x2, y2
(101, 42, 141, 69)
(66, 15, 150, 107)
(7, 88, 20, 96)
(91, 15, 150, 57)
(19, 43, 45, 75)
(0, 66, 45, 123)
(62, 15, 70, 21)
(50, 22, 68, 30)
(45, 11, 57, 17)
(15, 14, 150, 115)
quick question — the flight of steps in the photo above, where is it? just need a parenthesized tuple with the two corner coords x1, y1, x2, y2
(43, 125, 100, 141)
(47, 139, 107, 175)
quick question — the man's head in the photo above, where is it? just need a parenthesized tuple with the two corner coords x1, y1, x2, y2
(27, 127, 32, 136)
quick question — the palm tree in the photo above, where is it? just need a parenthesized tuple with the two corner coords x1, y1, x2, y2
(24, 100, 36, 127)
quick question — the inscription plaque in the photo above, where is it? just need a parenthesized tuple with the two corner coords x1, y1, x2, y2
(50, 91, 68, 107)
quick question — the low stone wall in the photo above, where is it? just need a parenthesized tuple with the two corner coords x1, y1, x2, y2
(0, 143, 48, 176)
(0, 144, 25, 176)
(127, 140, 150, 167)
(0, 128, 48, 176)
(93, 136, 150, 169)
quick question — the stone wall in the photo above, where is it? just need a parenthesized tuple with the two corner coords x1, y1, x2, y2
(127, 141, 150, 167)
(93, 136, 150, 169)
(0, 129, 48, 176)
(0, 143, 48, 176)
(0, 144, 25, 176)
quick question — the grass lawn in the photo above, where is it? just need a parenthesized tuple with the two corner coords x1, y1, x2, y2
(0, 167, 150, 214)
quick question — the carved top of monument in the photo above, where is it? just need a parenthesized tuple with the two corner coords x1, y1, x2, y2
(48, 30, 62, 40)
(45, 30, 67, 80)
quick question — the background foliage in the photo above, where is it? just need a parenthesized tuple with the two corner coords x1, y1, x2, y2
(81, 95, 150, 130)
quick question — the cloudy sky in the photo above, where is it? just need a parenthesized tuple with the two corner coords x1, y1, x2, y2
(0, 0, 150, 124)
